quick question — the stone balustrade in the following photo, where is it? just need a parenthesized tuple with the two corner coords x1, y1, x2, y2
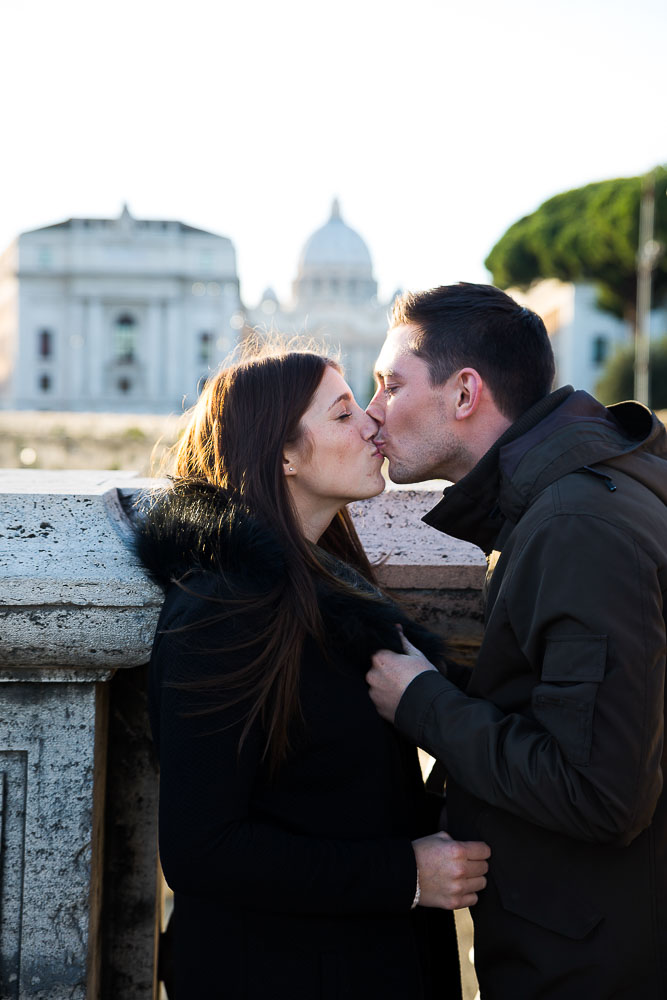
(0, 471, 485, 999)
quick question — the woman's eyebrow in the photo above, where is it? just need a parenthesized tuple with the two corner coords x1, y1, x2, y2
(327, 392, 353, 411)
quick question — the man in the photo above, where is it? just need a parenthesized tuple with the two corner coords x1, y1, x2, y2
(365, 282, 667, 999)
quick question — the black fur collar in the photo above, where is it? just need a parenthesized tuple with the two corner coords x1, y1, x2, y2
(133, 481, 447, 667)
(133, 481, 285, 588)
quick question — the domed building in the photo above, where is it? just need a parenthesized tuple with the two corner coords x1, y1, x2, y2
(247, 200, 396, 405)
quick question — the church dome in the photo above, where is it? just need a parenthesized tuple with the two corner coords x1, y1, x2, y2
(294, 199, 377, 305)
(299, 199, 373, 277)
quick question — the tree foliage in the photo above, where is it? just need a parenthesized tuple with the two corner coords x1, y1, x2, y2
(595, 335, 667, 409)
(485, 168, 667, 322)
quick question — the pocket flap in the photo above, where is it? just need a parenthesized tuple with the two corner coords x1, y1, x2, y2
(494, 869, 602, 939)
(541, 635, 607, 683)
(478, 808, 603, 940)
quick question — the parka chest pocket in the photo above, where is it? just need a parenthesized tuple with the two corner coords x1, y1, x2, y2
(531, 635, 607, 766)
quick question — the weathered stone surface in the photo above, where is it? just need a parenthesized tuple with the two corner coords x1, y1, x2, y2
(389, 587, 485, 668)
(100, 664, 160, 1000)
(0, 471, 164, 669)
(349, 490, 486, 590)
(0, 674, 107, 999)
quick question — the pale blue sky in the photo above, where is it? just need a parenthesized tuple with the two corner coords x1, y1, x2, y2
(3, 0, 665, 304)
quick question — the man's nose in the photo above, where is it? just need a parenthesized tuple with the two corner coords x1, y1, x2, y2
(361, 409, 380, 440)
(366, 389, 384, 425)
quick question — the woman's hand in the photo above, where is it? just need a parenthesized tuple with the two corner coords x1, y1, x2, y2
(412, 831, 490, 909)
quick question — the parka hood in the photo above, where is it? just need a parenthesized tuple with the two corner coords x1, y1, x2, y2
(424, 388, 667, 552)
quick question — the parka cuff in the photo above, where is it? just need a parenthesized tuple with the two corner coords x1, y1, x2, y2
(395, 670, 455, 746)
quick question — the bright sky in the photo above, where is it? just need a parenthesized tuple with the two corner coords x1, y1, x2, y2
(3, 0, 665, 306)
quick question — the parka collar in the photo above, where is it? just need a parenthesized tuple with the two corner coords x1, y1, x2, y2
(422, 387, 573, 551)
(422, 387, 664, 553)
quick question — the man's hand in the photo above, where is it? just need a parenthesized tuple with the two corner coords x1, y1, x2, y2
(367, 630, 437, 723)
(412, 831, 490, 909)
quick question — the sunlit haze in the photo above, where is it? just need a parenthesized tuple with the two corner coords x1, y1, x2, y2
(3, 0, 664, 305)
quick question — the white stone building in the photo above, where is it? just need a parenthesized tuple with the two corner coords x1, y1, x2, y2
(246, 199, 397, 405)
(0, 205, 243, 412)
(508, 278, 667, 395)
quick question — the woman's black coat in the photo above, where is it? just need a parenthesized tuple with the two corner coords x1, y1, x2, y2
(135, 484, 461, 1000)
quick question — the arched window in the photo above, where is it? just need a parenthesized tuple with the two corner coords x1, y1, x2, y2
(38, 329, 53, 358)
(115, 314, 137, 363)
(592, 335, 609, 366)
(198, 331, 213, 365)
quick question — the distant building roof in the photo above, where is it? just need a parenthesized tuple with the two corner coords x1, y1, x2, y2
(24, 203, 223, 239)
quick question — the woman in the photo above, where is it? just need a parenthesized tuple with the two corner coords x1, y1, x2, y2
(135, 346, 482, 999)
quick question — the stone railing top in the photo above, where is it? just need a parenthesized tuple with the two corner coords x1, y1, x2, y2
(0, 470, 157, 605)
(350, 489, 485, 589)
(0, 471, 485, 671)
(0, 470, 163, 670)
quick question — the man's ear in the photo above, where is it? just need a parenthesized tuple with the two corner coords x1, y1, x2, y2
(453, 368, 484, 421)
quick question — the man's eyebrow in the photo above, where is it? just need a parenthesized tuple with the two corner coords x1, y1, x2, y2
(327, 392, 352, 411)
(374, 367, 402, 380)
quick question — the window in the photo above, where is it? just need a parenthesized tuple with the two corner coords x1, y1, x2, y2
(39, 374, 51, 392)
(118, 377, 132, 393)
(38, 329, 53, 358)
(114, 313, 137, 362)
(592, 335, 609, 366)
(198, 331, 214, 365)
(37, 247, 52, 268)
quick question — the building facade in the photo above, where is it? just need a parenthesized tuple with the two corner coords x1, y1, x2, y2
(0, 201, 394, 413)
(508, 278, 667, 396)
(0, 206, 243, 412)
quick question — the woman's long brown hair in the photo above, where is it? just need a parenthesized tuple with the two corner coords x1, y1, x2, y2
(161, 343, 380, 772)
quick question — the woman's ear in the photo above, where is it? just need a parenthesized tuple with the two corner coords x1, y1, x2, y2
(283, 455, 297, 476)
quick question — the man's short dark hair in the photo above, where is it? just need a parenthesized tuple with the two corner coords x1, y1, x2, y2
(391, 282, 555, 420)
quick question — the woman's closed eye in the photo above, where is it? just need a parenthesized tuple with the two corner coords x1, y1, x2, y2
(337, 411, 352, 420)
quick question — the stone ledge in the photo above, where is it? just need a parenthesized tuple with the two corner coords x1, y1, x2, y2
(0, 471, 485, 670)
(349, 490, 485, 589)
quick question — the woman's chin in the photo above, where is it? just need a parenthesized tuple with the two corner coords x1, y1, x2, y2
(341, 482, 385, 508)
(365, 475, 386, 499)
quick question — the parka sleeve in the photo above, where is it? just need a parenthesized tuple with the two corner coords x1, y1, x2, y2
(395, 512, 665, 846)
(152, 599, 418, 913)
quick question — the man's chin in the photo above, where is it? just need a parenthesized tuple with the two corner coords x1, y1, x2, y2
(386, 461, 426, 486)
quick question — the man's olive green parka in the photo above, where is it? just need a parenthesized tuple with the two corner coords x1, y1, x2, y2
(396, 387, 667, 999)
